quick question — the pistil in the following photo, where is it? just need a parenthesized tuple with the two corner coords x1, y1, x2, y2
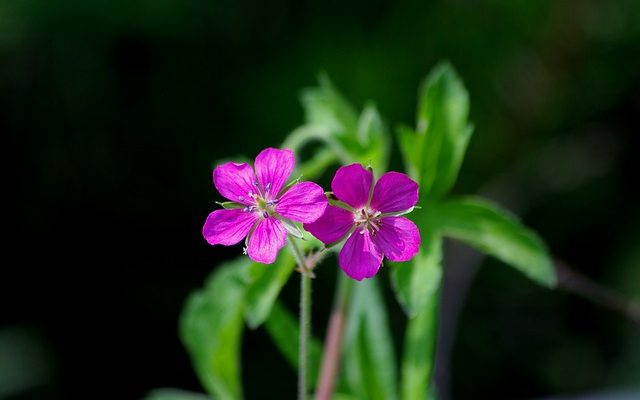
(245, 184, 278, 218)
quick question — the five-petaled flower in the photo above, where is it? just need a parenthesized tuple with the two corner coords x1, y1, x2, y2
(203, 148, 328, 264)
(304, 164, 420, 280)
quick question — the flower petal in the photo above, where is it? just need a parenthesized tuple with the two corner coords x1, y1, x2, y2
(276, 181, 328, 223)
(254, 148, 295, 197)
(370, 171, 419, 213)
(372, 216, 420, 262)
(247, 217, 287, 264)
(213, 162, 257, 205)
(338, 230, 383, 280)
(304, 205, 354, 244)
(331, 163, 373, 209)
(202, 209, 258, 246)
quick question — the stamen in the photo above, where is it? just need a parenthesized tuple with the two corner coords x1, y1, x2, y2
(353, 207, 383, 236)
(238, 195, 245, 201)
(265, 182, 272, 192)
(262, 211, 269, 219)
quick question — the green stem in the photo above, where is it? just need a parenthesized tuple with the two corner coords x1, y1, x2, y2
(299, 270, 311, 400)
(401, 289, 439, 400)
(289, 238, 312, 400)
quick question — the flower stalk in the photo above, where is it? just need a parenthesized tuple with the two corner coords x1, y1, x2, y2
(289, 238, 313, 400)
(299, 270, 311, 400)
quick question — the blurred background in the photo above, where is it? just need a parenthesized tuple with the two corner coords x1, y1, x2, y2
(2, 0, 639, 399)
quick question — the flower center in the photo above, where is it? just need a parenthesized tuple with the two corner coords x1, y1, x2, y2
(353, 207, 382, 236)
(243, 181, 278, 218)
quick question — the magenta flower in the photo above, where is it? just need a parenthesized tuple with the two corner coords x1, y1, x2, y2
(203, 148, 328, 264)
(304, 164, 420, 280)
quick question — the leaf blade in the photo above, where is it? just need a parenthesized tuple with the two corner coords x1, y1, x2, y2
(244, 253, 297, 329)
(143, 388, 211, 400)
(263, 301, 323, 390)
(390, 230, 443, 399)
(404, 61, 473, 200)
(180, 258, 250, 400)
(400, 286, 440, 400)
(354, 103, 390, 175)
(342, 278, 398, 400)
(396, 125, 422, 181)
(434, 196, 556, 287)
(300, 73, 358, 135)
(391, 231, 443, 318)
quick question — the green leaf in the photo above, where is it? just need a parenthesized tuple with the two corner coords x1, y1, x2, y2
(180, 258, 250, 400)
(263, 301, 323, 390)
(325, 103, 389, 174)
(353, 103, 389, 175)
(342, 278, 398, 400)
(215, 201, 244, 210)
(283, 124, 353, 167)
(286, 75, 391, 174)
(297, 147, 339, 180)
(402, 61, 473, 200)
(400, 285, 440, 400)
(391, 223, 443, 398)
(244, 252, 297, 329)
(434, 196, 556, 287)
(300, 73, 358, 135)
(280, 219, 305, 239)
(244, 235, 325, 328)
(332, 394, 360, 400)
(391, 231, 443, 318)
(143, 388, 211, 400)
(397, 124, 420, 181)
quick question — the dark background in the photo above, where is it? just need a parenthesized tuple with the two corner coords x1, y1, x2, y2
(2, 1, 639, 399)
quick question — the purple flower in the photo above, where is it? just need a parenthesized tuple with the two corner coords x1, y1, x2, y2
(304, 164, 420, 280)
(203, 148, 328, 264)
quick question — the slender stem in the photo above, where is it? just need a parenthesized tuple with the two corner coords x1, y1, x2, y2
(315, 272, 353, 400)
(289, 238, 312, 400)
(299, 270, 311, 400)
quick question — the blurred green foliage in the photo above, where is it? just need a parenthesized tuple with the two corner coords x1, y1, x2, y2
(2, 1, 639, 399)
(180, 258, 248, 399)
(169, 63, 559, 400)
(341, 279, 397, 400)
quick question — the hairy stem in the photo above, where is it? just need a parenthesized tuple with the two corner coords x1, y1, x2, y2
(299, 271, 311, 400)
(289, 238, 312, 400)
(315, 272, 353, 400)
